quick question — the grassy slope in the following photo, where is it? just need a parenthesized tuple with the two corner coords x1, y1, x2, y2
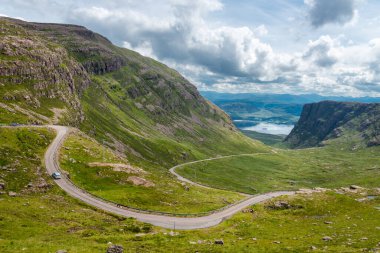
(80, 67, 267, 168)
(60, 130, 245, 214)
(177, 140, 380, 194)
(1, 128, 379, 252)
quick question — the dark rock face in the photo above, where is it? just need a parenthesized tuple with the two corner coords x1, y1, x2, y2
(0, 18, 90, 124)
(10, 20, 126, 75)
(285, 101, 380, 148)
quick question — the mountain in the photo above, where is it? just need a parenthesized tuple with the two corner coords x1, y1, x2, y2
(0, 17, 264, 167)
(285, 101, 380, 148)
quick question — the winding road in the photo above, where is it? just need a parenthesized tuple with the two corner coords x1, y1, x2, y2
(44, 125, 294, 230)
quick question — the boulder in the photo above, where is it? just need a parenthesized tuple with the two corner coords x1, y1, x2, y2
(106, 245, 123, 253)
(322, 236, 332, 241)
(0, 182, 5, 190)
(214, 239, 224, 245)
(8, 191, 17, 197)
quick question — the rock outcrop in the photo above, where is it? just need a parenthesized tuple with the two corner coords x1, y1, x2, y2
(285, 101, 380, 148)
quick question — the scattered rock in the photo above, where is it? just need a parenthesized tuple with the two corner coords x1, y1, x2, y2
(8, 191, 17, 197)
(189, 241, 196, 245)
(0, 182, 5, 190)
(273, 241, 281, 244)
(324, 221, 333, 224)
(88, 162, 145, 174)
(56, 250, 67, 253)
(361, 237, 368, 241)
(267, 201, 302, 210)
(214, 239, 224, 245)
(323, 236, 333, 241)
(0, 191, 5, 195)
(242, 208, 254, 213)
(356, 198, 367, 202)
(197, 240, 204, 244)
(310, 246, 317, 250)
(127, 176, 155, 187)
(37, 182, 51, 189)
(252, 238, 257, 241)
(350, 185, 362, 190)
(296, 188, 328, 194)
(184, 185, 190, 191)
(106, 245, 123, 253)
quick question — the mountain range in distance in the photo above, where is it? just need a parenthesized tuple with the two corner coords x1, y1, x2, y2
(201, 91, 380, 136)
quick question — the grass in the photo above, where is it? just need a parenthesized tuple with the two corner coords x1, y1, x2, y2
(0, 127, 55, 191)
(177, 143, 380, 194)
(1, 127, 380, 252)
(59, 130, 246, 214)
(80, 72, 268, 169)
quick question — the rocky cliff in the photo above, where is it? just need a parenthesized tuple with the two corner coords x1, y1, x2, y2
(285, 101, 380, 148)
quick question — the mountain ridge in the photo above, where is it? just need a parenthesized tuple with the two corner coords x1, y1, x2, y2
(0, 17, 263, 168)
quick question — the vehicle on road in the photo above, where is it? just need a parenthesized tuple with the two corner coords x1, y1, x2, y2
(52, 172, 62, 179)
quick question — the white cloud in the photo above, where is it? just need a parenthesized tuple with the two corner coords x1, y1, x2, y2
(69, 0, 294, 83)
(303, 35, 340, 67)
(1, 0, 380, 97)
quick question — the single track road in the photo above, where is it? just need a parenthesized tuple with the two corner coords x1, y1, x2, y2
(40, 125, 295, 230)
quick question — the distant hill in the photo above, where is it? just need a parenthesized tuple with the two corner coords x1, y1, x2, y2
(285, 101, 380, 148)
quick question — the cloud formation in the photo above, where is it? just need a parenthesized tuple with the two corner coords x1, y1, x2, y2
(1, 0, 380, 97)
(305, 0, 357, 28)
(69, 1, 292, 83)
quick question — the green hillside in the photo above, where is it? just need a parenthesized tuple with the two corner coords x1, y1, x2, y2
(1, 127, 379, 252)
(0, 17, 266, 165)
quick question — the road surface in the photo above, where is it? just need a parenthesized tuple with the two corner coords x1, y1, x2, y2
(44, 125, 294, 230)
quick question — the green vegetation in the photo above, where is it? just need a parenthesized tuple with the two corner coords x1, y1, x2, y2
(241, 130, 285, 146)
(177, 143, 380, 194)
(0, 127, 55, 191)
(80, 68, 267, 169)
(1, 127, 380, 252)
(60, 131, 246, 214)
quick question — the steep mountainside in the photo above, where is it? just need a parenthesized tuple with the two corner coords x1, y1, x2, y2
(285, 101, 380, 148)
(0, 17, 264, 168)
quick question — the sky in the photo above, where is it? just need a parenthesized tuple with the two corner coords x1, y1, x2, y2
(1, 0, 380, 97)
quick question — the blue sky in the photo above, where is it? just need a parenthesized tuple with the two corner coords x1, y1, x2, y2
(1, 0, 380, 97)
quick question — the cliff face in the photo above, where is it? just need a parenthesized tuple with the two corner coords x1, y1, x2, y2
(285, 101, 380, 148)
(0, 19, 90, 124)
